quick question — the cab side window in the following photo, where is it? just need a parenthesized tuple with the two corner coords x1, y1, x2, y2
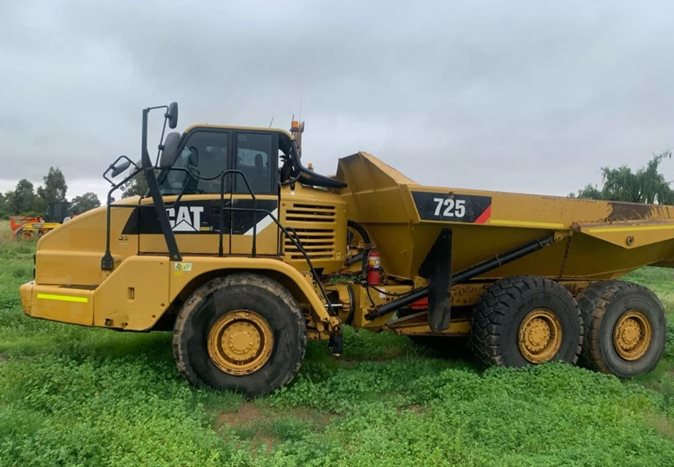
(234, 133, 276, 194)
(162, 130, 229, 194)
(189, 131, 229, 193)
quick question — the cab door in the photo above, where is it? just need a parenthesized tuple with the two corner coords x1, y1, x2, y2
(132, 128, 280, 257)
(228, 131, 281, 256)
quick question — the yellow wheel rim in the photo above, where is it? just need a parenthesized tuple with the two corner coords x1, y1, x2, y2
(613, 309, 652, 361)
(518, 309, 563, 363)
(207, 310, 274, 376)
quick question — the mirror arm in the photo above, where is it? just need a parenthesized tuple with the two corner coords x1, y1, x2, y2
(154, 116, 169, 167)
(141, 106, 182, 261)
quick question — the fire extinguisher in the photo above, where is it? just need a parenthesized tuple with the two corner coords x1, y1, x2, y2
(367, 249, 382, 285)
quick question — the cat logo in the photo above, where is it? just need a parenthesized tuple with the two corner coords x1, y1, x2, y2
(167, 206, 204, 232)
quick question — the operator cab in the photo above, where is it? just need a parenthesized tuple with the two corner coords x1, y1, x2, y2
(101, 102, 345, 270)
(158, 125, 344, 198)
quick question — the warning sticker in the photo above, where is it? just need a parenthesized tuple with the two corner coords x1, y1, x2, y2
(173, 262, 193, 273)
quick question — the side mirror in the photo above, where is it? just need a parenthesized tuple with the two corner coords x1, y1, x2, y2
(111, 159, 131, 177)
(103, 155, 139, 185)
(166, 102, 179, 129)
(159, 132, 181, 168)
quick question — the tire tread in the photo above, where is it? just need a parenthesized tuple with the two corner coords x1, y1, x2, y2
(577, 280, 664, 375)
(172, 273, 307, 395)
(470, 276, 583, 367)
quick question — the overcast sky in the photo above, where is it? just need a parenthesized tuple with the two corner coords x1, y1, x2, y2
(2, 0, 674, 201)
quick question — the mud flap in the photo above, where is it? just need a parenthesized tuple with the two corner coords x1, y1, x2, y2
(419, 228, 453, 332)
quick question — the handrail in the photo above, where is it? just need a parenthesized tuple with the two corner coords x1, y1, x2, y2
(101, 163, 142, 270)
(158, 167, 259, 257)
(168, 168, 328, 299)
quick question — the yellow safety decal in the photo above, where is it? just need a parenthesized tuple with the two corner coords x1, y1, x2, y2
(173, 262, 193, 273)
(490, 219, 565, 229)
(37, 293, 89, 303)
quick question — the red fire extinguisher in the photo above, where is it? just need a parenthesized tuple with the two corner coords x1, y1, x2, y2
(367, 249, 382, 285)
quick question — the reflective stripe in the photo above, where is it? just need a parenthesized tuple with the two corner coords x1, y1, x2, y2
(586, 224, 674, 234)
(37, 293, 89, 303)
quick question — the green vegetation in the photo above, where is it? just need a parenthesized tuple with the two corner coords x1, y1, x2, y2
(70, 192, 101, 215)
(122, 171, 149, 198)
(0, 167, 100, 219)
(571, 152, 674, 204)
(0, 224, 673, 465)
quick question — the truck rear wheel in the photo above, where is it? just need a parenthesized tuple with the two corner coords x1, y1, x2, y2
(471, 276, 582, 367)
(172, 273, 306, 397)
(577, 280, 666, 378)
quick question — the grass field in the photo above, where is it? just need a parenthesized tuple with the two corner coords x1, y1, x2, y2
(0, 223, 673, 466)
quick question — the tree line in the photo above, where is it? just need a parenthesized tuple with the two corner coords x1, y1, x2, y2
(0, 167, 101, 218)
(570, 152, 674, 203)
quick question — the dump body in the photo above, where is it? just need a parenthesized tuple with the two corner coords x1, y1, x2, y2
(336, 152, 674, 282)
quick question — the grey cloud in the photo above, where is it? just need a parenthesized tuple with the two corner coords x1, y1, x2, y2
(1, 0, 673, 198)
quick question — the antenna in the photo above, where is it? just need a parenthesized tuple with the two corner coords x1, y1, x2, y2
(269, 117, 274, 127)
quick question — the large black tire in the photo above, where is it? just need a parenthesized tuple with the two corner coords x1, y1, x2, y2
(470, 276, 582, 367)
(577, 280, 666, 378)
(576, 280, 620, 366)
(172, 273, 306, 397)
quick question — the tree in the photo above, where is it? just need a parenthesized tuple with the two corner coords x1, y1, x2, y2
(3, 191, 14, 215)
(122, 172, 149, 198)
(572, 152, 674, 204)
(572, 184, 603, 200)
(0, 192, 7, 218)
(70, 192, 101, 215)
(37, 167, 68, 206)
(11, 179, 40, 214)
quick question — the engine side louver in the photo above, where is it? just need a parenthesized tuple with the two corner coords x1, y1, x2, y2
(283, 203, 336, 260)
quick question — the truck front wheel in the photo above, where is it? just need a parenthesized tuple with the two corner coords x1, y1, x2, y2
(471, 276, 583, 367)
(172, 273, 307, 397)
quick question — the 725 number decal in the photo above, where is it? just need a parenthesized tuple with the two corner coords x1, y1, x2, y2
(433, 198, 466, 218)
(412, 191, 492, 224)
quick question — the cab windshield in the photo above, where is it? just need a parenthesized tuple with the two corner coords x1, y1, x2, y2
(159, 129, 278, 196)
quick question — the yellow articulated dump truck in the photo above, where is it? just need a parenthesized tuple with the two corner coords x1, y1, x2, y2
(19, 103, 670, 395)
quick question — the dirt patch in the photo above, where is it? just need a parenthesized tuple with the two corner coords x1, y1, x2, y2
(217, 403, 276, 452)
(218, 403, 333, 429)
(216, 403, 334, 453)
(218, 403, 262, 427)
(407, 404, 425, 414)
(646, 414, 674, 441)
(283, 406, 334, 426)
(607, 202, 654, 222)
